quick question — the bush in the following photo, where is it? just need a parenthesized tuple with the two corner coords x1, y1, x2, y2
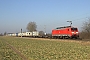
(79, 32, 90, 39)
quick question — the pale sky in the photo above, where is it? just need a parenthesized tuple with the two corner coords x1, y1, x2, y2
(0, 0, 90, 33)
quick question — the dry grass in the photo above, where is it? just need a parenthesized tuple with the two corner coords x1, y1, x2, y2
(1, 36, 90, 60)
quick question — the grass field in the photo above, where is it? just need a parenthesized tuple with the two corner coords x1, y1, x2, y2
(0, 36, 90, 60)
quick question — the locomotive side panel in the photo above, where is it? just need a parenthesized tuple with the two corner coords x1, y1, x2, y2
(52, 28, 70, 36)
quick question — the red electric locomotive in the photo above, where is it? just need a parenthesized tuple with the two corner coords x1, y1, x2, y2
(52, 26, 79, 39)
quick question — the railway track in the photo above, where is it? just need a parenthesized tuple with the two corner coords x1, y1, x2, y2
(21, 37, 90, 46)
(23, 36, 82, 41)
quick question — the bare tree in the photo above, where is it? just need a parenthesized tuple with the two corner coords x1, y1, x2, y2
(26, 22, 37, 32)
(80, 18, 90, 39)
(0, 33, 3, 36)
(82, 18, 90, 33)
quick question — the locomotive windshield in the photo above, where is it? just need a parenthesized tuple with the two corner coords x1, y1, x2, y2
(71, 28, 77, 31)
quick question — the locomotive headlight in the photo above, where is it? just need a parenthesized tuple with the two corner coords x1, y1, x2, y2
(72, 32, 74, 33)
(76, 32, 78, 33)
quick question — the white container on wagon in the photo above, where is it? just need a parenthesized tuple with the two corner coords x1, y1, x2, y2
(26, 32, 32, 37)
(18, 32, 26, 37)
(33, 31, 39, 37)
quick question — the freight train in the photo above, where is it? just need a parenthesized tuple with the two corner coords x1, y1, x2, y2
(7, 26, 79, 39)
